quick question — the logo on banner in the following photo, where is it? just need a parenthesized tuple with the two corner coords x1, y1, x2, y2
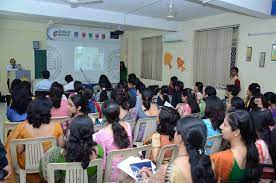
(47, 27, 71, 40)
(89, 33, 93, 39)
(74, 32, 79, 38)
(102, 34, 106, 40)
(82, 32, 86, 39)
(95, 33, 99, 40)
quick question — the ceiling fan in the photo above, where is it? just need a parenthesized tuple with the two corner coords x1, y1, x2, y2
(167, 0, 176, 19)
(63, 0, 104, 8)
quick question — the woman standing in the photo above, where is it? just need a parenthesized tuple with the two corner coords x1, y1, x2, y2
(229, 67, 240, 89)
(120, 61, 128, 82)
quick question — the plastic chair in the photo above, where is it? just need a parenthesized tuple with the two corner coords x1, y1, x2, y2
(125, 119, 137, 135)
(10, 136, 57, 183)
(205, 134, 223, 154)
(155, 144, 179, 168)
(133, 118, 157, 146)
(104, 145, 152, 182)
(3, 121, 21, 141)
(50, 116, 69, 124)
(47, 159, 103, 183)
(88, 112, 99, 124)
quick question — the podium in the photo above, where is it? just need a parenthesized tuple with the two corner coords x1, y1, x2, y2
(9, 70, 31, 81)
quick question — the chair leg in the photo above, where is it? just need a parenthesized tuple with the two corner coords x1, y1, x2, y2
(19, 169, 26, 183)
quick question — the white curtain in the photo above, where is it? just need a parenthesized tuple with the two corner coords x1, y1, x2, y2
(193, 28, 233, 86)
(141, 36, 162, 81)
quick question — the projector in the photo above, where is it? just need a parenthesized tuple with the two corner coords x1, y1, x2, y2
(110, 30, 124, 39)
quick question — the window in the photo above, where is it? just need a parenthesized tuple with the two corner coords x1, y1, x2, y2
(193, 27, 239, 87)
(141, 36, 163, 81)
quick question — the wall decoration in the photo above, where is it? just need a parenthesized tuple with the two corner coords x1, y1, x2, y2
(177, 57, 185, 72)
(246, 47, 252, 62)
(271, 44, 276, 61)
(259, 52, 266, 68)
(163, 52, 173, 69)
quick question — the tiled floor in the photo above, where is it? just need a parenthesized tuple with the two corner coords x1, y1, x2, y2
(0, 102, 8, 140)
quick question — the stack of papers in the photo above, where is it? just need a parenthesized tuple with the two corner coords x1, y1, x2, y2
(117, 156, 156, 182)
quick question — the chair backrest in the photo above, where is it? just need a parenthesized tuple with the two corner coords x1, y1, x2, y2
(3, 121, 21, 141)
(10, 136, 57, 174)
(104, 145, 152, 182)
(47, 159, 103, 183)
(125, 119, 137, 135)
(50, 116, 69, 124)
(88, 113, 99, 123)
(133, 118, 157, 143)
(205, 134, 223, 154)
(155, 144, 179, 169)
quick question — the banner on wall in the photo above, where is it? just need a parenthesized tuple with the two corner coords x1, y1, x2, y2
(47, 26, 110, 41)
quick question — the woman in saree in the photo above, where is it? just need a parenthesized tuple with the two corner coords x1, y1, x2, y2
(210, 109, 261, 182)
(39, 115, 104, 182)
(4, 97, 64, 183)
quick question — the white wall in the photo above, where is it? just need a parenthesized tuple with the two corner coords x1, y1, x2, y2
(127, 13, 276, 98)
(0, 19, 47, 94)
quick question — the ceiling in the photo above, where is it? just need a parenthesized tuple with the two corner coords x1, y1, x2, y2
(33, 0, 225, 21)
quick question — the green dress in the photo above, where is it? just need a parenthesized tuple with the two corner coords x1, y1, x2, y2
(39, 144, 104, 183)
(120, 68, 128, 81)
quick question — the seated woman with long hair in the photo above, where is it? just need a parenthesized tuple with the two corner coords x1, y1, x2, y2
(6, 84, 32, 122)
(110, 87, 136, 121)
(204, 96, 225, 138)
(176, 88, 199, 118)
(5, 97, 64, 183)
(93, 101, 132, 182)
(141, 117, 215, 183)
(144, 106, 180, 162)
(210, 109, 261, 182)
(39, 115, 104, 183)
(49, 82, 68, 117)
(136, 88, 159, 119)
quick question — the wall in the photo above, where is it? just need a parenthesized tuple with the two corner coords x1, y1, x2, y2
(0, 19, 47, 94)
(127, 13, 276, 98)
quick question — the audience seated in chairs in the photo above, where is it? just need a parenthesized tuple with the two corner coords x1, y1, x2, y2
(6, 84, 32, 122)
(49, 82, 68, 118)
(5, 97, 64, 183)
(39, 115, 104, 182)
(92, 101, 132, 182)
(141, 116, 215, 182)
(83, 88, 102, 118)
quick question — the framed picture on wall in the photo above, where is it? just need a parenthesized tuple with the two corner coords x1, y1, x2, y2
(271, 44, 276, 61)
(246, 47, 252, 62)
(259, 52, 266, 68)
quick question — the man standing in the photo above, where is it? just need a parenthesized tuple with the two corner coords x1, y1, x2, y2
(6, 58, 23, 91)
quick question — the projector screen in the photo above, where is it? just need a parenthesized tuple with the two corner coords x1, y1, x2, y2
(47, 40, 120, 84)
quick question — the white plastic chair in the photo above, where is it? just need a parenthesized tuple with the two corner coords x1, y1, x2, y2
(133, 118, 157, 146)
(50, 116, 69, 124)
(125, 119, 137, 135)
(155, 144, 179, 169)
(205, 134, 223, 154)
(47, 159, 103, 183)
(104, 145, 152, 182)
(10, 136, 57, 183)
(3, 121, 21, 141)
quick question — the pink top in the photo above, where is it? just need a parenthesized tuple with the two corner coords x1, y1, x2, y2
(94, 122, 132, 182)
(50, 99, 69, 117)
(178, 103, 192, 118)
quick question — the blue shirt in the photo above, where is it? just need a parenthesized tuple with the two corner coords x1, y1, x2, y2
(129, 88, 137, 97)
(6, 107, 27, 122)
(203, 118, 221, 138)
(35, 79, 52, 91)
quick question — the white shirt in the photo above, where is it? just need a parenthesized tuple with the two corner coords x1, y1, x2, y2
(6, 64, 22, 78)
(35, 79, 52, 91)
(63, 81, 75, 91)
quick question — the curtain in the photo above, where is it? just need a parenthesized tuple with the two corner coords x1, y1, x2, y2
(193, 28, 233, 87)
(141, 36, 163, 81)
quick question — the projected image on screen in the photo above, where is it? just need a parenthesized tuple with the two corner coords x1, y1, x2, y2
(74, 47, 104, 70)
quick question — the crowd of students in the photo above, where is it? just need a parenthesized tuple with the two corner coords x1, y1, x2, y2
(0, 69, 275, 182)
